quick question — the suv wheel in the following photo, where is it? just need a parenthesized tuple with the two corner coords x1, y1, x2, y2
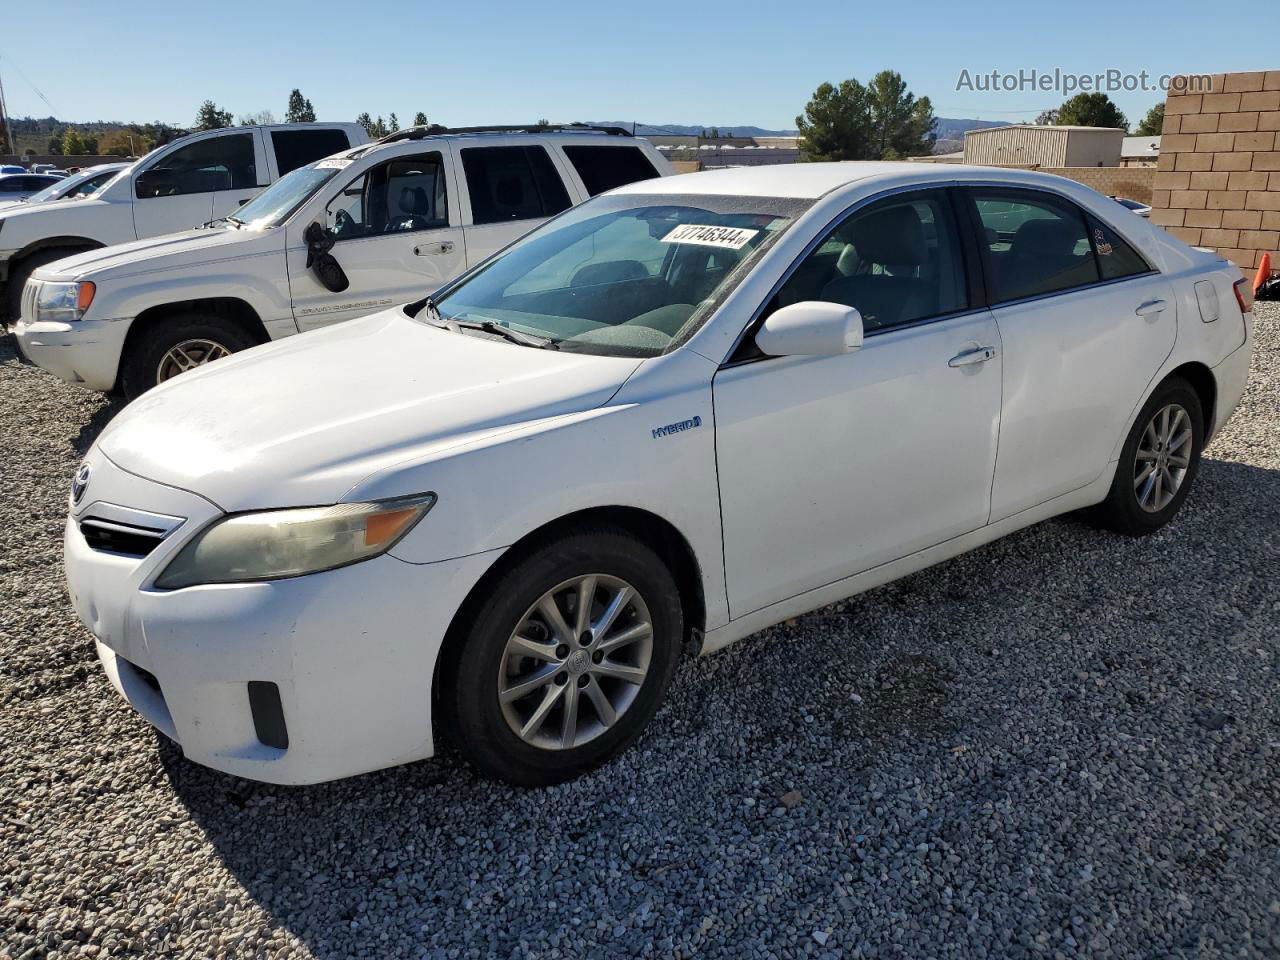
(441, 527, 684, 786)
(121, 314, 257, 400)
(1096, 376, 1204, 536)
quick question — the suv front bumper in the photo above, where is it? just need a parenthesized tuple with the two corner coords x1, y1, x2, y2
(13, 314, 130, 392)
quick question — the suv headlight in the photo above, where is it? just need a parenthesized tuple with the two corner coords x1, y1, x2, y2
(36, 281, 96, 323)
(154, 493, 436, 589)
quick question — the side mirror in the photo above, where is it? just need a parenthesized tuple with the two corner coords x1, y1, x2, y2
(755, 301, 863, 357)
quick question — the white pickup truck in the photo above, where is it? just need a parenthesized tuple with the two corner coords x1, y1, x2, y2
(0, 122, 368, 321)
(14, 126, 671, 397)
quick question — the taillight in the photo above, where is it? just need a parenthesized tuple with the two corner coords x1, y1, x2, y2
(1234, 276, 1254, 314)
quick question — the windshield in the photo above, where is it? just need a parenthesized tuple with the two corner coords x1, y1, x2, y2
(25, 168, 109, 203)
(431, 193, 807, 357)
(231, 160, 344, 228)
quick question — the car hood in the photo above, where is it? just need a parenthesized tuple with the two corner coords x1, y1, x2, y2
(36, 226, 271, 282)
(96, 307, 642, 512)
(0, 194, 111, 230)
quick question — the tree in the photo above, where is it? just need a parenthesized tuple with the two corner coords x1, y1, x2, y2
(194, 100, 233, 130)
(238, 109, 276, 126)
(866, 70, 936, 159)
(388, 113, 400, 133)
(1134, 102, 1164, 137)
(413, 111, 429, 127)
(46, 136, 64, 155)
(1035, 108, 1060, 125)
(99, 130, 137, 156)
(356, 112, 375, 135)
(62, 128, 89, 155)
(372, 115, 388, 137)
(797, 70, 935, 161)
(1055, 92, 1127, 130)
(285, 89, 316, 124)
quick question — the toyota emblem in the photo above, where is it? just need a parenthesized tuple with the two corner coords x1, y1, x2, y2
(71, 463, 92, 505)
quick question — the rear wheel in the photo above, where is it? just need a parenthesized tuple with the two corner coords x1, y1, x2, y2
(1096, 376, 1204, 536)
(120, 313, 257, 400)
(441, 527, 683, 786)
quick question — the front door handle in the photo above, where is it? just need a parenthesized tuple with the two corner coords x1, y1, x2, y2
(948, 345, 997, 367)
(1135, 299, 1167, 317)
(414, 240, 455, 256)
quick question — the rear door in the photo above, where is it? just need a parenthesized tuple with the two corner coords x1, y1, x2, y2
(456, 141, 575, 265)
(287, 148, 465, 330)
(132, 131, 259, 238)
(965, 187, 1177, 521)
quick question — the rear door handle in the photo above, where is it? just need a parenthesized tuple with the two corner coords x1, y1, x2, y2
(949, 345, 997, 367)
(1135, 299, 1167, 317)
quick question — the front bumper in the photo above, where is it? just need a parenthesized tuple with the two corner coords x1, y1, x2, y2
(66, 448, 501, 784)
(12, 313, 131, 392)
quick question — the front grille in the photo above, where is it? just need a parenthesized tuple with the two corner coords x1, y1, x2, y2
(20, 280, 38, 325)
(80, 517, 168, 557)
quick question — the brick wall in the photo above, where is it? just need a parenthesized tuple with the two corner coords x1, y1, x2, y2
(1150, 69, 1280, 274)
(1038, 166, 1155, 204)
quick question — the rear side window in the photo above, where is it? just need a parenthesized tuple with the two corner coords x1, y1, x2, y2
(971, 190, 1099, 303)
(135, 133, 257, 198)
(461, 146, 571, 224)
(271, 129, 353, 177)
(1086, 215, 1151, 281)
(563, 145, 659, 196)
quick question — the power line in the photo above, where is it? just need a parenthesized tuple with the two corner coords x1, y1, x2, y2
(0, 49, 60, 115)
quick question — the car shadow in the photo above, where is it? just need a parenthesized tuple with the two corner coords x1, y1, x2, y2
(159, 454, 1280, 957)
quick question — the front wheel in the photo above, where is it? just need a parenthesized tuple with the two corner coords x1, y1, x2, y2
(120, 314, 258, 400)
(440, 528, 684, 786)
(1095, 376, 1204, 536)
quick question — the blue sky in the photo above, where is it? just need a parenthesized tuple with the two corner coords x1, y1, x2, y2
(1, 0, 1272, 130)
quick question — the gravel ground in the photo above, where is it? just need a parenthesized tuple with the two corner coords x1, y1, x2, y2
(3, 305, 1279, 960)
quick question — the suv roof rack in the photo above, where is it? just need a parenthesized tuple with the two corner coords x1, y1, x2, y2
(374, 123, 634, 145)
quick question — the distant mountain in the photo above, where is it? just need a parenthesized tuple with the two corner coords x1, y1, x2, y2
(932, 117, 1009, 155)
(590, 117, 1010, 149)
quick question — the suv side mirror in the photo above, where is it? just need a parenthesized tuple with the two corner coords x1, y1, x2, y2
(755, 301, 864, 357)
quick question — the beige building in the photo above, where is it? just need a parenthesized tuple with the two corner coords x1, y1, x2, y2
(1149, 68, 1280, 275)
(963, 125, 1125, 167)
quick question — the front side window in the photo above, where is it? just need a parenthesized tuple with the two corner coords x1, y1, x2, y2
(772, 190, 968, 332)
(971, 190, 1099, 303)
(461, 146, 571, 224)
(135, 133, 257, 198)
(563, 145, 659, 196)
(432, 193, 805, 357)
(326, 152, 449, 240)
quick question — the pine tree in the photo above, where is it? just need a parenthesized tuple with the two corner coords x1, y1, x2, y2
(286, 89, 316, 123)
(413, 112, 429, 127)
(194, 100, 233, 130)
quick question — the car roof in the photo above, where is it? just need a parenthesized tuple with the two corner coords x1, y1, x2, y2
(607, 161, 1097, 199)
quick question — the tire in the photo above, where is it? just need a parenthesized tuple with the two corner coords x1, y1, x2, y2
(440, 527, 684, 787)
(120, 313, 258, 400)
(4, 247, 92, 325)
(1095, 376, 1204, 536)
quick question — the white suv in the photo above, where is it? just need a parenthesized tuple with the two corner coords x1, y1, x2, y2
(0, 122, 367, 322)
(14, 126, 671, 398)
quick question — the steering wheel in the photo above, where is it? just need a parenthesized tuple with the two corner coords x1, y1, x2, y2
(333, 208, 356, 237)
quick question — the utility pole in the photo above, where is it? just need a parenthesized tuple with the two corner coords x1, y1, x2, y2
(0, 65, 14, 159)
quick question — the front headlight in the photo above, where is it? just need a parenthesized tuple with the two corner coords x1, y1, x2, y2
(154, 493, 436, 589)
(35, 280, 95, 323)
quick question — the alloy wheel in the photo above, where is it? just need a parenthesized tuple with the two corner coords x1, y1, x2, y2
(498, 574, 653, 750)
(156, 339, 231, 383)
(1134, 402, 1192, 513)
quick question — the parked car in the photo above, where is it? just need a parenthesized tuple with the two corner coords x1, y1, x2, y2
(29, 163, 57, 175)
(63, 163, 1253, 787)
(0, 164, 25, 175)
(0, 122, 368, 321)
(0, 173, 63, 202)
(14, 126, 671, 397)
(0, 163, 130, 212)
(1112, 196, 1152, 218)
(42, 169, 70, 179)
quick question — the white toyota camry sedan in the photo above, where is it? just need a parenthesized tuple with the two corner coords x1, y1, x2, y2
(64, 163, 1254, 787)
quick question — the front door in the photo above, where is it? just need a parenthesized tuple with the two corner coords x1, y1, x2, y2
(287, 149, 465, 330)
(965, 188, 1178, 522)
(132, 131, 259, 239)
(714, 189, 1003, 618)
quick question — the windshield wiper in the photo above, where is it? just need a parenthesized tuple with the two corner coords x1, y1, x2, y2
(449, 317, 558, 350)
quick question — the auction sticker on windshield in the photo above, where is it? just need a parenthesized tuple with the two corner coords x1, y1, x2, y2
(316, 157, 354, 169)
(661, 224, 759, 249)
